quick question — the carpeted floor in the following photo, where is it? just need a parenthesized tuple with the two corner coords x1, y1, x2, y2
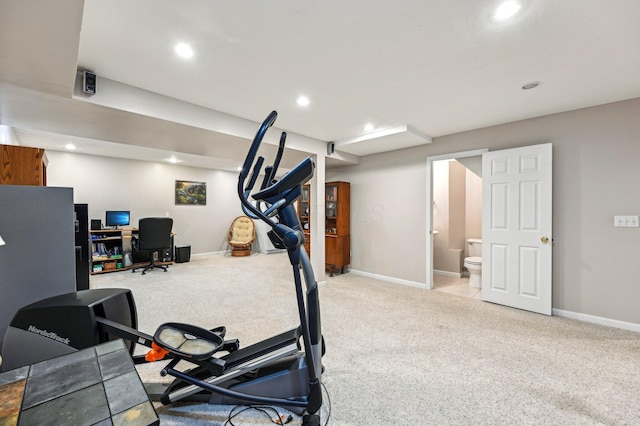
(91, 252, 640, 425)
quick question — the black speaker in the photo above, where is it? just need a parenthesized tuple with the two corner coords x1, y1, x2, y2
(83, 70, 96, 95)
(327, 142, 335, 155)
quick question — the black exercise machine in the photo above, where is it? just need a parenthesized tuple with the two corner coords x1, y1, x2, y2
(1, 111, 324, 425)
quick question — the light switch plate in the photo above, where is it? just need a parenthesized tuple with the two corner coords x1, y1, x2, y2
(614, 215, 639, 227)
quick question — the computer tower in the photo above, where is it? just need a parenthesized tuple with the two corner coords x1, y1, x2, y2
(160, 248, 172, 262)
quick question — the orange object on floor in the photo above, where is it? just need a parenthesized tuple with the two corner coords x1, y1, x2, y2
(145, 342, 169, 362)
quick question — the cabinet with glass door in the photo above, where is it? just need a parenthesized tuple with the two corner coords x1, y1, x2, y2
(325, 181, 350, 276)
(296, 181, 350, 276)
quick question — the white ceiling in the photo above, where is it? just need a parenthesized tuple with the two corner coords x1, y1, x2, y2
(2, 0, 640, 168)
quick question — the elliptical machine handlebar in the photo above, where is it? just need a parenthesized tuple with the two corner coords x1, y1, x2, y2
(240, 156, 265, 220)
(237, 111, 314, 251)
(238, 111, 277, 185)
(237, 111, 279, 228)
(261, 131, 287, 190)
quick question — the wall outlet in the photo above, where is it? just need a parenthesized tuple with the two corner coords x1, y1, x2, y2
(614, 215, 639, 227)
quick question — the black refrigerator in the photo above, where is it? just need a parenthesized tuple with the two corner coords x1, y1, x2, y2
(74, 204, 90, 291)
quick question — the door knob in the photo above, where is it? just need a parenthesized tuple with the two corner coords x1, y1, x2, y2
(541, 236, 549, 244)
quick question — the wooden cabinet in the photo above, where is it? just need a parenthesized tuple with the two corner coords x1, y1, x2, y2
(297, 181, 350, 276)
(325, 181, 350, 276)
(1, 144, 47, 186)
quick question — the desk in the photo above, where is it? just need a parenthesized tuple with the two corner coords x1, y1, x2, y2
(0, 339, 159, 426)
(90, 229, 175, 274)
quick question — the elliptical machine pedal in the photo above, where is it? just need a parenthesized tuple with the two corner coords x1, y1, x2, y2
(153, 323, 223, 360)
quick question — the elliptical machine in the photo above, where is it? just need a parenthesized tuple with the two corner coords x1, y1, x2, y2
(148, 110, 324, 421)
(1, 111, 324, 424)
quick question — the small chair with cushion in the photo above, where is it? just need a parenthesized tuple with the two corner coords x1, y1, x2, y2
(132, 217, 174, 274)
(227, 216, 256, 257)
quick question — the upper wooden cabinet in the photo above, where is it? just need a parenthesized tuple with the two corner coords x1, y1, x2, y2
(1, 144, 47, 186)
(325, 181, 350, 237)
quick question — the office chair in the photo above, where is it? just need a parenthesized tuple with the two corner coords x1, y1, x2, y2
(132, 217, 173, 275)
(227, 215, 256, 256)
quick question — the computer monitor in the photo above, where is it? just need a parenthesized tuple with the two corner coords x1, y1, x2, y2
(105, 210, 130, 228)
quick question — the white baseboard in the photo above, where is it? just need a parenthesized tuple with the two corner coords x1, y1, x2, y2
(194, 250, 273, 256)
(553, 308, 640, 333)
(433, 269, 462, 279)
(349, 270, 639, 334)
(350, 269, 426, 289)
(191, 251, 221, 257)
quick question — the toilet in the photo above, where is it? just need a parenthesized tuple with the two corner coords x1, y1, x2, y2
(464, 238, 482, 289)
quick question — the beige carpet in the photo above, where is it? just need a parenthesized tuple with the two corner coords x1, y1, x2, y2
(91, 252, 640, 425)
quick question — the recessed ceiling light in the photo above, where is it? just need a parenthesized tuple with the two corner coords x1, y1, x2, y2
(237, 166, 243, 172)
(65, 143, 76, 150)
(174, 43, 194, 58)
(493, 0, 522, 21)
(364, 123, 375, 132)
(296, 96, 310, 107)
(167, 156, 180, 163)
(522, 81, 541, 90)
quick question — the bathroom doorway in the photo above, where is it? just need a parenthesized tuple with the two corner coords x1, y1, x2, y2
(425, 149, 487, 291)
(427, 144, 553, 314)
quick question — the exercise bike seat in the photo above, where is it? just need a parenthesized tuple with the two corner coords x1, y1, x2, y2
(152, 322, 224, 361)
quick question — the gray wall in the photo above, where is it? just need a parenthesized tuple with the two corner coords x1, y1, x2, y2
(45, 151, 244, 255)
(328, 97, 640, 325)
(0, 186, 76, 344)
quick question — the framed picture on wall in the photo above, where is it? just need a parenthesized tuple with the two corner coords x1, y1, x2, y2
(175, 180, 206, 205)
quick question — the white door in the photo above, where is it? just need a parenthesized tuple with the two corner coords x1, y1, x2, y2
(482, 143, 552, 315)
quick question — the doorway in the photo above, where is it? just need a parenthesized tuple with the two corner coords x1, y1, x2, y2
(425, 149, 487, 290)
(426, 144, 553, 316)
(431, 157, 483, 299)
